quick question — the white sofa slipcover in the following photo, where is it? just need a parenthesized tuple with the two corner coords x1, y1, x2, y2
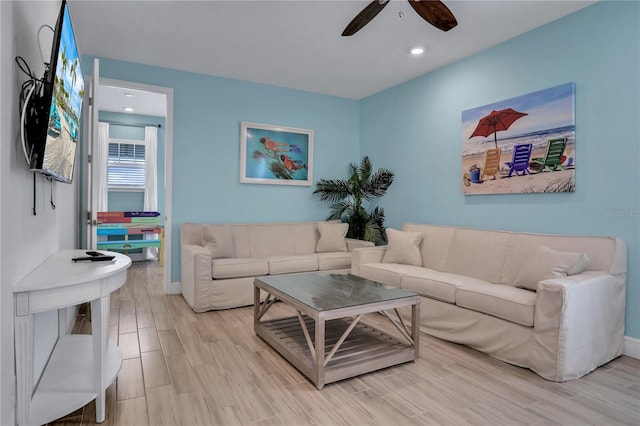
(351, 223, 627, 381)
(181, 221, 373, 312)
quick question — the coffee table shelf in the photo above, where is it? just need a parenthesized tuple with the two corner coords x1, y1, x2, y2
(257, 315, 416, 386)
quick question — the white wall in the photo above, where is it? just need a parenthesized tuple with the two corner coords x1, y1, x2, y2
(0, 3, 9, 423)
(1, 2, 81, 424)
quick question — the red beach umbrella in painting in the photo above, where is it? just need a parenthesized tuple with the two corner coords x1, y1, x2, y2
(469, 108, 528, 149)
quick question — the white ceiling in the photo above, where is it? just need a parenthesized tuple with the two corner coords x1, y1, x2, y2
(71, 0, 596, 115)
(99, 84, 167, 117)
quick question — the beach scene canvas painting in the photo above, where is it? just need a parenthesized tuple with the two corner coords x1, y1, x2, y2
(462, 83, 575, 195)
(240, 122, 313, 185)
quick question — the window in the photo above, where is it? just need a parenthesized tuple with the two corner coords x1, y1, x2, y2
(107, 140, 145, 189)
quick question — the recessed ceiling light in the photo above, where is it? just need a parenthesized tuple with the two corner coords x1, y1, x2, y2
(123, 107, 134, 112)
(411, 47, 424, 55)
(124, 92, 134, 97)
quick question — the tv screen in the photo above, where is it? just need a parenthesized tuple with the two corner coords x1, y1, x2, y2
(29, 0, 84, 183)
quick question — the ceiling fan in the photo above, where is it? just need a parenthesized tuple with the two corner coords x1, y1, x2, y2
(342, 0, 458, 36)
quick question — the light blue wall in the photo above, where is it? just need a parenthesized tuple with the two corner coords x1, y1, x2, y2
(360, 1, 639, 338)
(81, 57, 360, 282)
(107, 191, 143, 212)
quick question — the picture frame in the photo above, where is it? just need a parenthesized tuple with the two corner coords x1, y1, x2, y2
(240, 122, 313, 186)
(461, 82, 575, 195)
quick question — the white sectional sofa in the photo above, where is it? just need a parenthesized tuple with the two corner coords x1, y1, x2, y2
(350, 223, 627, 381)
(181, 221, 373, 312)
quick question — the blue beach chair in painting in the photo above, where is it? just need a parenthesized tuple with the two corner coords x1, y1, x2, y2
(530, 138, 568, 173)
(504, 143, 533, 177)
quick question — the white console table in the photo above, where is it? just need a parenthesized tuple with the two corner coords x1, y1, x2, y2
(13, 250, 131, 426)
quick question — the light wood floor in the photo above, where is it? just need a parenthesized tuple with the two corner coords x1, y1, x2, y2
(49, 261, 639, 426)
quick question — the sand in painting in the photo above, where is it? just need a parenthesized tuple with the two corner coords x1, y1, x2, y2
(462, 143, 575, 194)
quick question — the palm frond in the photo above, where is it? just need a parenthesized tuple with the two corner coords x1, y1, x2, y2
(370, 206, 385, 225)
(313, 179, 351, 203)
(369, 207, 387, 243)
(327, 200, 354, 221)
(359, 156, 373, 184)
(363, 226, 382, 244)
(363, 169, 394, 200)
(363, 215, 383, 243)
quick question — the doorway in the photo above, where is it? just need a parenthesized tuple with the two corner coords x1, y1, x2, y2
(82, 68, 175, 294)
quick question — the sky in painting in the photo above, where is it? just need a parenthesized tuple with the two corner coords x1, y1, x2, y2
(54, 5, 84, 115)
(462, 83, 575, 144)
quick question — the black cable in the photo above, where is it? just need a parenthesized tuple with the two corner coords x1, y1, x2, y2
(15, 56, 36, 79)
(16, 56, 46, 164)
(48, 177, 56, 209)
(16, 56, 41, 117)
(33, 173, 37, 216)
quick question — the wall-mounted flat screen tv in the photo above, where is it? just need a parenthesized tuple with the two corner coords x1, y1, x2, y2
(28, 0, 84, 183)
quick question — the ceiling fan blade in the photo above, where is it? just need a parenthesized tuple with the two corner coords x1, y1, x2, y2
(342, 0, 390, 36)
(408, 0, 458, 32)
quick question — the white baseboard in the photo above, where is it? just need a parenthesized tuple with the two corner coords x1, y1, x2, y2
(624, 336, 640, 359)
(168, 281, 181, 295)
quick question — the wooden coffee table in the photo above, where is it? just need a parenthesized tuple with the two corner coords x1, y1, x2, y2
(254, 272, 420, 389)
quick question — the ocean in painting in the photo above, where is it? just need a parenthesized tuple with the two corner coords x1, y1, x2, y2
(462, 125, 575, 158)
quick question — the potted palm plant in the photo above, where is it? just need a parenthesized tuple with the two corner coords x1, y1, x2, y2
(313, 156, 394, 245)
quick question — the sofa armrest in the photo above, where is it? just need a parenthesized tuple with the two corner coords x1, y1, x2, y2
(530, 271, 626, 381)
(346, 238, 375, 252)
(350, 246, 387, 275)
(181, 244, 212, 307)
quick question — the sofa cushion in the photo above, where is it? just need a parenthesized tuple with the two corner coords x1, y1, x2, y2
(444, 228, 511, 284)
(316, 252, 352, 270)
(382, 229, 423, 266)
(211, 258, 269, 279)
(203, 226, 234, 258)
(250, 225, 296, 257)
(514, 245, 589, 291)
(315, 222, 348, 253)
(501, 233, 622, 285)
(400, 270, 493, 304)
(403, 223, 456, 271)
(357, 262, 425, 288)
(456, 284, 536, 327)
(293, 223, 318, 255)
(268, 256, 318, 275)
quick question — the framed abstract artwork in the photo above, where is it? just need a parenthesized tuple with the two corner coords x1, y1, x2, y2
(240, 122, 313, 186)
(462, 82, 576, 195)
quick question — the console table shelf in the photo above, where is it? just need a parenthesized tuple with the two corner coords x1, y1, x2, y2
(27, 335, 122, 426)
(13, 250, 131, 426)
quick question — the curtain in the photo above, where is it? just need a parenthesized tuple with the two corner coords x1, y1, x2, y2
(96, 122, 110, 213)
(143, 126, 159, 259)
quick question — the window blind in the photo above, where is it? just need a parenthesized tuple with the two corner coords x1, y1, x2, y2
(107, 142, 146, 188)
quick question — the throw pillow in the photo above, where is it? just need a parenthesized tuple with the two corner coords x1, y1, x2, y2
(382, 229, 423, 266)
(514, 245, 590, 291)
(568, 252, 590, 275)
(315, 222, 349, 253)
(203, 227, 234, 259)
